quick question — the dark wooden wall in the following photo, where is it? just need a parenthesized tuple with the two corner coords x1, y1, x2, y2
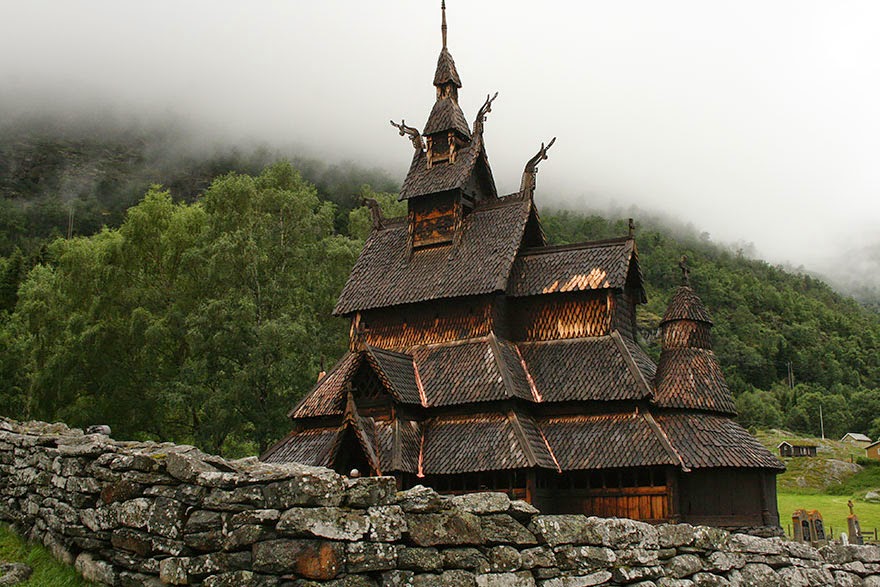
(410, 192, 458, 248)
(677, 469, 778, 528)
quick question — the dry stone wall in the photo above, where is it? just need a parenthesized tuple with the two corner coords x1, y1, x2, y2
(2, 418, 880, 587)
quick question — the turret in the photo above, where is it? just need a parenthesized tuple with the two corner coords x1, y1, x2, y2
(652, 258, 737, 414)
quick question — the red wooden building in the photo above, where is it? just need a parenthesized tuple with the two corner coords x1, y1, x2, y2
(263, 3, 783, 530)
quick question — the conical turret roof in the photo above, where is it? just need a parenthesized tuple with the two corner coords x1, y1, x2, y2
(653, 279, 736, 415)
(434, 48, 462, 88)
(661, 285, 713, 325)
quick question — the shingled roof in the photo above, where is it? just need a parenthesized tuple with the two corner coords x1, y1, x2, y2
(262, 426, 336, 467)
(398, 132, 495, 200)
(662, 285, 713, 324)
(653, 282, 736, 415)
(334, 195, 530, 315)
(538, 413, 678, 470)
(653, 349, 737, 415)
(412, 336, 536, 406)
(655, 413, 784, 470)
(421, 411, 557, 474)
(508, 238, 645, 302)
(433, 47, 462, 87)
(423, 97, 470, 137)
(517, 333, 653, 402)
(292, 331, 657, 420)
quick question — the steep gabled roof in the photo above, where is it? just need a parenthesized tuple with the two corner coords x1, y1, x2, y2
(517, 333, 654, 402)
(655, 413, 784, 470)
(507, 238, 645, 302)
(423, 97, 470, 137)
(288, 352, 357, 418)
(334, 195, 530, 315)
(411, 335, 534, 406)
(364, 346, 421, 405)
(398, 132, 495, 200)
(420, 410, 556, 474)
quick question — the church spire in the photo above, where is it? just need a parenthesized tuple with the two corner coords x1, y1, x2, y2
(442, 0, 448, 49)
(423, 0, 470, 163)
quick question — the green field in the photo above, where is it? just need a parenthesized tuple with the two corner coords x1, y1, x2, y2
(0, 525, 96, 587)
(778, 493, 880, 542)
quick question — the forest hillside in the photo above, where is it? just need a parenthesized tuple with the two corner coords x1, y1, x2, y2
(0, 124, 878, 456)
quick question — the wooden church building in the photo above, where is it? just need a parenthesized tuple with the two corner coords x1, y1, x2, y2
(263, 3, 784, 530)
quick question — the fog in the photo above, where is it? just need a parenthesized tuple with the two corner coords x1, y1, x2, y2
(2, 0, 879, 288)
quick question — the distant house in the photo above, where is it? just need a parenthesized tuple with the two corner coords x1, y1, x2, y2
(841, 433, 872, 446)
(866, 441, 880, 461)
(778, 442, 817, 458)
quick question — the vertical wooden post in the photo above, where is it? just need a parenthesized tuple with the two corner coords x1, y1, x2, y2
(526, 470, 536, 504)
(665, 468, 680, 522)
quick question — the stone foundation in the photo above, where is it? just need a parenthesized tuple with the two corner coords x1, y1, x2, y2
(1, 418, 878, 586)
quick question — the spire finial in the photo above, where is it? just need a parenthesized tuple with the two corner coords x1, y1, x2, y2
(441, 1, 448, 49)
(678, 255, 691, 285)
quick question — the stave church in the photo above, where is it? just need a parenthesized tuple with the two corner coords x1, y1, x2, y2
(262, 2, 784, 530)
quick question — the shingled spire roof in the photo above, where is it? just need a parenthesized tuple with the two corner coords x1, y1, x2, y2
(661, 285, 713, 325)
(423, 1, 469, 139)
(433, 3, 461, 88)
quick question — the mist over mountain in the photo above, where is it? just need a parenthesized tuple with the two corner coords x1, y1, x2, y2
(1, 112, 877, 309)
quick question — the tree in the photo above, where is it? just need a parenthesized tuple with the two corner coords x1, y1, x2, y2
(181, 163, 359, 454)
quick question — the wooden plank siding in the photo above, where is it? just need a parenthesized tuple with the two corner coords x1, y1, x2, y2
(536, 486, 670, 521)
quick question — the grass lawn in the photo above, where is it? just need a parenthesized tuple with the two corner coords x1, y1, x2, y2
(778, 493, 880, 542)
(0, 524, 96, 587)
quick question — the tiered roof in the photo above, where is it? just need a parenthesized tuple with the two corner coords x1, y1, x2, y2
(266, 3, 783, 486)
(653, 283, 738, 415)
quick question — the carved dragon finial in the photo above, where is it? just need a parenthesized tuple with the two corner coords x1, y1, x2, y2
(679, 255, 690, 285)
(390, 119, 425, 152)
(520, 137, 556, 194)
(473, 92, 499, 135)
(362, 197, 384, 231)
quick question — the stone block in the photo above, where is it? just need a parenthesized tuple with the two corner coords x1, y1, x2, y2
(74, 552, 117, 585)
(481, 514, 537, 545)
(450, 492, 510, 514)
(407, 512, 484, 547)
(538, 570, 613, 586)
(345, 476, 397, 508)
(553, 545, 616, 570)
(369, 505, 407, 541)
(277, 506, 369, 540)
(665, 554, 703, 579)
(252, 538, 344, 579)
(346, 541, 400, 572)
(658, 523, 696, 548)
(476, 570, 536, 587)
(262, 469, 345, 509)
(395, 485, 448, 513)
(399, 547, 443, 572)
(487, 545, 522, 572)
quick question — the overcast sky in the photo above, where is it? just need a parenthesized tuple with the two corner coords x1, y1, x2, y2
(1, 0, 879, 278)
